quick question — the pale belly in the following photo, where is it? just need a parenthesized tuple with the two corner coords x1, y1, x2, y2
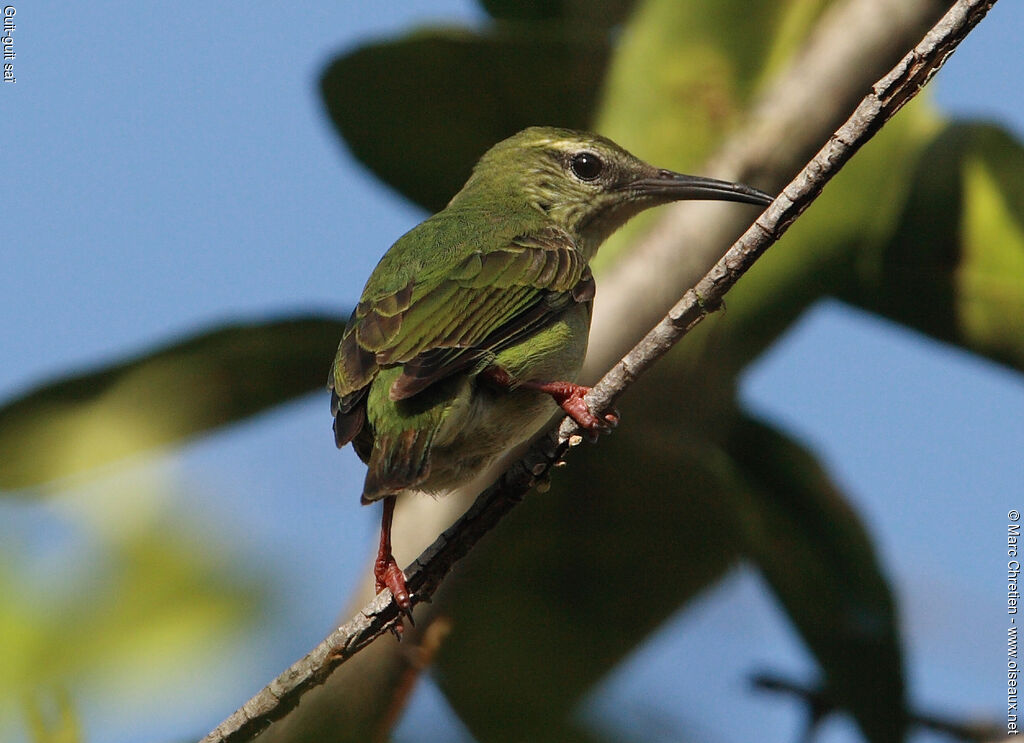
(417, 302, 590, 493)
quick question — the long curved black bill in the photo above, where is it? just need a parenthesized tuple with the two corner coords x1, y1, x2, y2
(631, 169, 774, 207)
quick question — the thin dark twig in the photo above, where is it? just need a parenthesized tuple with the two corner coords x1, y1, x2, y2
(200, 2, 997, 740)
(752, 673, 1003, 742)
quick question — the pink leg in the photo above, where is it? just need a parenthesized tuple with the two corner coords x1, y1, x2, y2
(374, 496, 413, 627)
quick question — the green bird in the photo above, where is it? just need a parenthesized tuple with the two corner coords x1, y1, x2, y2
(329, 127, 771, 620)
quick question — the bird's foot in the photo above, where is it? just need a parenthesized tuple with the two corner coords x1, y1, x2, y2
(481, 367, 618, 437)
(375, 551, 414, 635)
(523, 380, 618, 436)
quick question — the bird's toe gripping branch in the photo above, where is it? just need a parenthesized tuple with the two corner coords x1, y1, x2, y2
(374, 553, 412, 613)
(482, 367, 618, 436)
(522, 380, 618, 435)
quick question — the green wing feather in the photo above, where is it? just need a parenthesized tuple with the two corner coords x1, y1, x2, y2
(329, 224, 592, 448)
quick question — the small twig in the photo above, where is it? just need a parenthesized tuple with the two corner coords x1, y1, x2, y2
(752, 672, 1004, 742)
(200, 2, 996, 740)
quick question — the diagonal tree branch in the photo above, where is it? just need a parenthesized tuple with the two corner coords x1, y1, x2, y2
(200, 1, 996, 740)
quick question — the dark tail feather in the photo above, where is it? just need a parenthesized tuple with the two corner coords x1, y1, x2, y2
(332, 388, 367, 448)
(333, 405, 365, 448)
(362, 428, 434, 503)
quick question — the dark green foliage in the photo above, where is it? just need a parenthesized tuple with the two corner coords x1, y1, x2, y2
(320, 28, 610, 212)
(0, 316, 345, 490)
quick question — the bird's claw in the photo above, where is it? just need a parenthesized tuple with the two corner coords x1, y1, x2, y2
(559, 390, 618, 440)
(375, 554, 414, 634)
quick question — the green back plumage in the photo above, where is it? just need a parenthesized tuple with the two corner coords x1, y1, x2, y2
(330, 200, 594, 502)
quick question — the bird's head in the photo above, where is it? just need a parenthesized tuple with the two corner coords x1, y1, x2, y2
(452, 126, 772, 258)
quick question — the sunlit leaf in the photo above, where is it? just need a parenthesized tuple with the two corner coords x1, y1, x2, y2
(592, 0, 830, 269)
(320, 26, 609, 212)
(839, 121, 1024, 374)
(0, 316, 345, 492)
(598, 0, 809, 157)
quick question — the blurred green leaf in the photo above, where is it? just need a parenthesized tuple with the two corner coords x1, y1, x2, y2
(599, 0, 812, 152)
(320, 26, 610, 212)
(840, 121, 1024, 373)
(592, 0, 830, 269)
(24, 689, 82, 743)
(2, 486, 264, 736)
(724, 414, 904, 743)
(0, 315, 346, 492)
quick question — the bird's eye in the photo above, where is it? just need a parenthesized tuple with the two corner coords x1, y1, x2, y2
(570, 152, 603, 181)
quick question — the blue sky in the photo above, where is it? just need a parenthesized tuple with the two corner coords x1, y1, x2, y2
(3, 2, 1023, 742)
